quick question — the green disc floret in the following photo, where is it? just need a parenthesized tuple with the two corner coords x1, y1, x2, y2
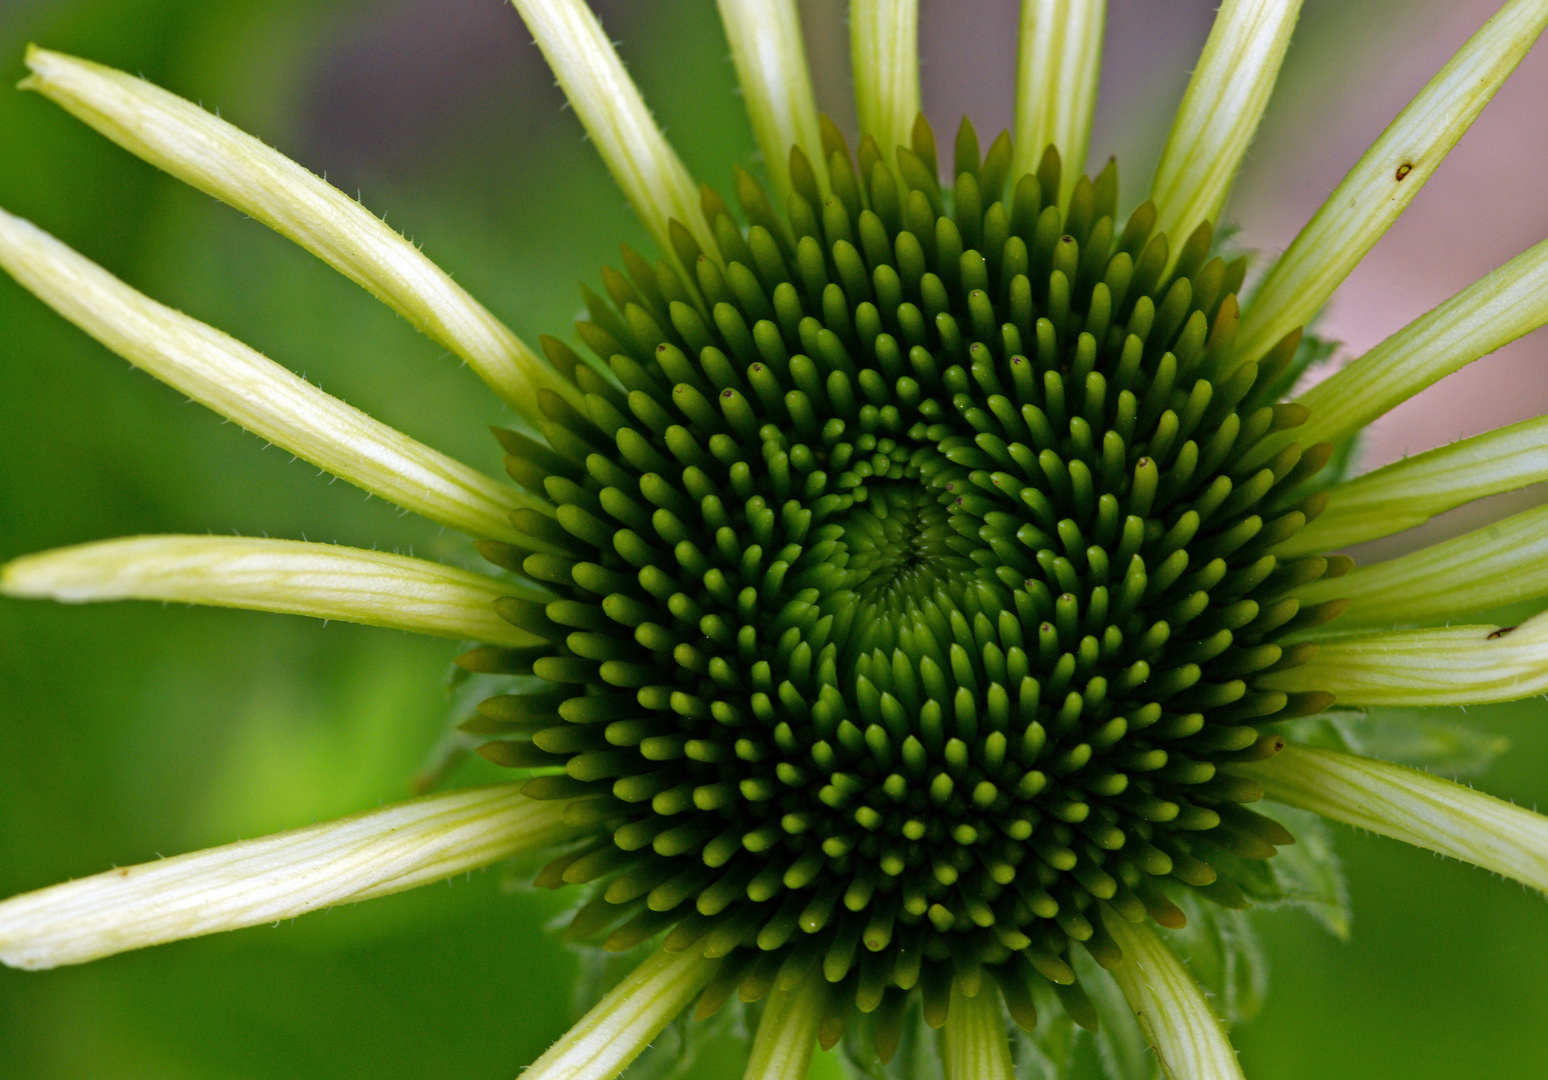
(464, 114, 1348, 1059)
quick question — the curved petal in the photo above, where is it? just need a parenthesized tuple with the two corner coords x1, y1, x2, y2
(22, 47, 572, 424)
(1100, 910, 1246, 1080)
(1, 536, 543, 647)
(0, 207, 537, 544)
(1012, 0, 1106, 199)
(743, 980, 825, 1080)
(1284, 413, 1548, 555)
(717, 0, 825, 203)
(522, 946, 719, 1080)
(1235, 0, 1548, 367)
(939, 982, 1015, 1080)
(1260, 611, 1548, 706)
(0, 786, 575, 970)
(512, 0, 717, 266)
(850, 0, 921, 156)
(1237, 743, 1548, 892)
(1149, 0, 1301, 258)
(1297, 503, 1548, 629)
(1245, 231, 1548, 471)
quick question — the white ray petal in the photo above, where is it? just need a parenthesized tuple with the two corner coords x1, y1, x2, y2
(939, 982, 1015, 1080)
(0, 207, 537, 544)
(1297, 504, 1548, 629)
(743, 980, 825, 1080)
(1284, 414, 1548, 555)
(512, 0, 717, 266)
(1150, 0, 1301, 257)
(717, 0, 825, 203)
(851, 0, 921, 156)
(1012, 0, 1106, 200)
(1246, 232, 1548, 471)
(1261, 610, 1548, 706)
(0, 786, 575, 970)
(21, 47, 572, 424)
(1, 536, 543, 647)
(1235, 0, 1548, 366)
(1237, 743, 1548, 893)
(522, 946, 718, 1080)
(1100, 910, 1246, 1080)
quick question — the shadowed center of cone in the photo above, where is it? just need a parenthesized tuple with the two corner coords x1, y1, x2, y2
(463, 114, 1346, 1057)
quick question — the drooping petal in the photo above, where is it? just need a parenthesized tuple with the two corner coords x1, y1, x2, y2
(1, 536, 543, 647)
(850, 0, 921, 157)
(1235, 0, 1548, 366)
(1149, 0, 1301, 259)
(21, 47, 572, 425)
(1246, 232, 1548, 470)
(512, 0, 717, 265)
(1237, 743, 1548, 893)
(1012, 0, 1106, 199)
(0, 786, 575, 970)
(1297, 504, 1548, 629)
(717, 0, 825, 203)
(743, 980, 825, 1080)
(1284, 413, 1548, 555)
(939, 982, 1015, 1080)
(1100, 910, 1245, 1080)
(0, 207, 537, 544)
(522, 946, 719, 1080)
(1260, 611, 1548, 706)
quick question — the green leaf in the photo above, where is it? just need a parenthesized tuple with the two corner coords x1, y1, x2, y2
(1167, 894, 1269, 1025)
(1258, 803, 1354, 940)
(1281, 706, 1510, 777)
(1013, 999, 1084, 1079)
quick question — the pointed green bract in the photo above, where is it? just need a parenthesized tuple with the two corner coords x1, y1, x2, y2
(0, 207, 535, 544)
(1262, 611, 1548, 705)
(1149, 0, 1301, 263)
(512, 0, 718, 268)
(1101, 911, 1246, 1080)
(0, 787, 574, 970)
(1247, 231, 1548, 470)
(1236, 0, 1548, 366)
(21, 47, 572, 425)
(1013, 0, 1106, 201)
(850, 0, 920, 156)
(1298, 504, 1548, 629)
(1285, 413, 1548, 555)
(523, 948, 719, 1080)
(717, 0, 826, 204)
(1238, 743, 1548, 893)
(0, 536, 544, 648)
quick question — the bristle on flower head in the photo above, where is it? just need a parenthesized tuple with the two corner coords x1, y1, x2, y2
(466, 116, 1347, 1059)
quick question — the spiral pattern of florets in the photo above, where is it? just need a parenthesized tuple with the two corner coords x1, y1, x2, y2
(460, 116, 1348, 1056)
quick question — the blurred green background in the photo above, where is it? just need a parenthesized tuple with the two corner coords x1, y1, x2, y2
(1, 1, 1546, 1078)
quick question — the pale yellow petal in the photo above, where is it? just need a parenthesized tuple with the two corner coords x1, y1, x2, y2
(1238, 743, 1548, 892)
(1261, 611, 1548, 705)
(0, 207, 537, 543)
(1, 536, 542, 647)
(512, 0, 717, 266)
(1101, 911, 1246, 1080)
(522, 947, 718, 1080)
(23, 46, 570, 423)
(0, 787, 574, 970)
(1012, 0, 1106, 200)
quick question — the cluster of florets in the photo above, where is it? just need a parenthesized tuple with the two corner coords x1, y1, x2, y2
(461, 116, 1344, 1057)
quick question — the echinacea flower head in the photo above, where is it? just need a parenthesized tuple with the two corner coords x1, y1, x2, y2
(4, 1, 1548, 1078)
